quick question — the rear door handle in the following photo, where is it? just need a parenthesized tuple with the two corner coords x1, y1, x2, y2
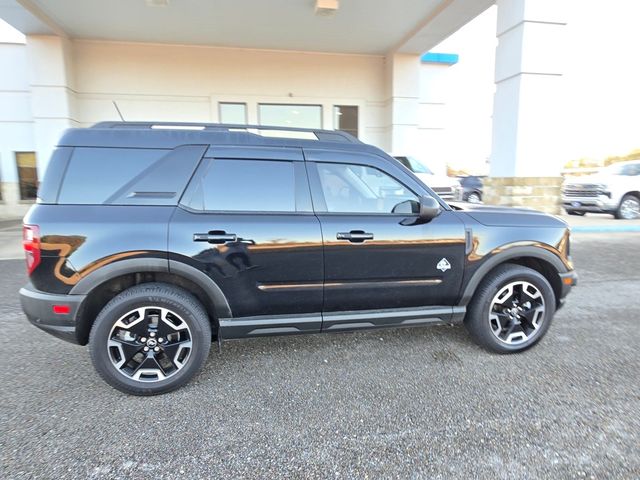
(336, 231, 374, 243)
(193, 232, 237, 244)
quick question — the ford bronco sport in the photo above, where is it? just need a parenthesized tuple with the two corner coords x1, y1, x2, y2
(20, 122, 577, 395)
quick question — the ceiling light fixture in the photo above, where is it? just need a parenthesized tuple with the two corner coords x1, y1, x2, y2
(146, 0, 169, 7)
(315, 0, 339, 17)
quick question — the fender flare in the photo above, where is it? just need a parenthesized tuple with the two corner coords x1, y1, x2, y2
(458, 246, 568, 307)
(69, 257, 232, 319)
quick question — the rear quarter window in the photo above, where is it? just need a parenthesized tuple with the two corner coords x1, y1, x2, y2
(57, 146, 206, 205)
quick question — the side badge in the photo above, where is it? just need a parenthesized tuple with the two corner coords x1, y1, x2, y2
(437, 258, 451, 272)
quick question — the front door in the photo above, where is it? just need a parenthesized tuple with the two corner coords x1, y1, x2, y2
(305, 150, 466, 320)
(169, 147, 323, 337)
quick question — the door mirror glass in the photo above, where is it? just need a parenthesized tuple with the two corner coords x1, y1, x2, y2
(391, 199, 420, 214)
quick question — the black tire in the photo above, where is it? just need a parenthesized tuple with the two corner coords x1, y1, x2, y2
(614, 194, 640, 220)
(89, 283, 212, 395)
(466, 191, 482, 204)
(566, 210, 585, 216)
(464, 264, 556, 353)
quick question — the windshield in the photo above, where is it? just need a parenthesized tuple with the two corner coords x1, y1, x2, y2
(602, 162, 640, 176)
(396, 156, 434, 175)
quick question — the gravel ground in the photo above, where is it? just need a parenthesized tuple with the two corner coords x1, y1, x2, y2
(1, 233, 639, 479)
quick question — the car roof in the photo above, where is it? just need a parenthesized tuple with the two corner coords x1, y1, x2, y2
(57, 122, 384, 156)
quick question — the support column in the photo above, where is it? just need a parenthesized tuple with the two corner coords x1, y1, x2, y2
(384, 53, 421, 154)
(26, 35, 76, 176)
(486, 0, 567, 213)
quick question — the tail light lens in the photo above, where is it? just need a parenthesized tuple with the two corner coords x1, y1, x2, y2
(23, 225, 41, 275)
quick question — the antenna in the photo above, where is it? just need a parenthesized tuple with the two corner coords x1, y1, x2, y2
(112, 101, 125, 121)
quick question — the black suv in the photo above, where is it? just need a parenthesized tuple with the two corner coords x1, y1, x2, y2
(20, 122, 577, 395)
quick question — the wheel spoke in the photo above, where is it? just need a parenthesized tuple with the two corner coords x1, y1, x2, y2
(156, 308, 186, 338)
(133, 354, 168, 379)
(162, 339, 192, 366)
(119, 308, 150, 337)
(109, 337, 143, 366)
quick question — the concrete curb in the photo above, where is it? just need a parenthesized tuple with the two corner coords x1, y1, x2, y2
(571, 225, 640, 233)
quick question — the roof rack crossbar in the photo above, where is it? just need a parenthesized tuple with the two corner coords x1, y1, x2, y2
(90, 121, 359, 143)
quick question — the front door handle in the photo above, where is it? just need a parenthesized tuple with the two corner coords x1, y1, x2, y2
(193, 231, 237, 244)
(336, 231, 374, 243)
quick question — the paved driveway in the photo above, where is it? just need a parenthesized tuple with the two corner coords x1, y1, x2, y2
(1, 233, 639, 479)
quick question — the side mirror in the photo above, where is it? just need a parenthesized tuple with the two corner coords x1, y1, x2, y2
(419, 195, 441, 221)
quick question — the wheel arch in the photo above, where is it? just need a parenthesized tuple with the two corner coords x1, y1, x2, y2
(459, 246, 567, 310)
(72, 258, 231, 345)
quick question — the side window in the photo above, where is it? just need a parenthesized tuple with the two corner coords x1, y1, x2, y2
(182, 159, 297, 212)
(58, 148, 166, 204)
(316, 163, 417, 214)
(621, 164, 640, 176)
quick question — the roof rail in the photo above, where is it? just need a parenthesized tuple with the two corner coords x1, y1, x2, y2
(91, 121, 360, 143)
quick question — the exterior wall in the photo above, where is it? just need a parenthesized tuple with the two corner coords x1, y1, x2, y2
(417, 63, 451, 175)
(71, 40, 389, 148)
(0, 42, 34, 218)
(0, 37, 452, 218)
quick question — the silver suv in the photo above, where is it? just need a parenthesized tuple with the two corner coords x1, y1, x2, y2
(562, 160, 640, 219)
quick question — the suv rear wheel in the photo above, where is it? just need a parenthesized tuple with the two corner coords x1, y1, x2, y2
(464, 264, 556, 353)
(89, 283, 211, 395)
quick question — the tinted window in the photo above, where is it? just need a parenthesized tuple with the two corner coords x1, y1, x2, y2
(317, 163, 417, 214)
(58, 148, 165, 204)
(183, 159, 296, 212)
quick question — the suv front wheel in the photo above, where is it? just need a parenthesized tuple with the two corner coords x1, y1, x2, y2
(615, 194, 640, 220)
(464, 264, 556, 353)
(89, 283, 212, 395)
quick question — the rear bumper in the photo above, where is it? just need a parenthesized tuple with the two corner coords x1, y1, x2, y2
(19, 284, 86, 344)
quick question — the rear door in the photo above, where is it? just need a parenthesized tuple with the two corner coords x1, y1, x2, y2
(168, 146, 324, 337)
(305, 149, 466, 322)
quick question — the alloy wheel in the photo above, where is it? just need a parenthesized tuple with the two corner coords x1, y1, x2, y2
(488, 281, 545, 345)
(620, 197, 640, 219)
(107, 306, 192, 382)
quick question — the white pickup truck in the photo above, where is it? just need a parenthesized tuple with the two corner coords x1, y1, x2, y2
(393, 155, 462, 202)
(562, 160, 640, 219)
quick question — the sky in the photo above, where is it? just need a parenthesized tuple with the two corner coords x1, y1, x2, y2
(435, 0, 640, 172)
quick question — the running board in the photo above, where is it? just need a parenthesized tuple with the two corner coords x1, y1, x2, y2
(219, 306, 466, 339)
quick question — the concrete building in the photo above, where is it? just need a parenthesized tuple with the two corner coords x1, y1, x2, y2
(0, 0, 566, 218)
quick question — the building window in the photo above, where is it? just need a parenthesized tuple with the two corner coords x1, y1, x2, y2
(15, 152, 38, 200)
(258, 104, 322, 129)
(219, 102, 247, 124)
(334, 105, 358, 138)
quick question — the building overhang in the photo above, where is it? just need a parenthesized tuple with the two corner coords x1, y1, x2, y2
(1, 0, 493, 55)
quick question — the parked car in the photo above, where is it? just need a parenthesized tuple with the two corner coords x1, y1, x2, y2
(458, 175, 485, 203)
(562, 160, 640, 219)
(393, 155, 461, 201)
(21, 122, 577, 395)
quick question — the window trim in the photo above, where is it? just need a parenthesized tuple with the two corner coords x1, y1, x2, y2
(307, 161, 423, 216)
(178, 158, 313, 214)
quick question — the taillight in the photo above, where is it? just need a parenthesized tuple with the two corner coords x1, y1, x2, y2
(23, 224, 41, 275)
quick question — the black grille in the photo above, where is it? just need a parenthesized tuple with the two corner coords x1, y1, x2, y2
(563, 184, 600, 198)
(433, 187, 454, 199)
